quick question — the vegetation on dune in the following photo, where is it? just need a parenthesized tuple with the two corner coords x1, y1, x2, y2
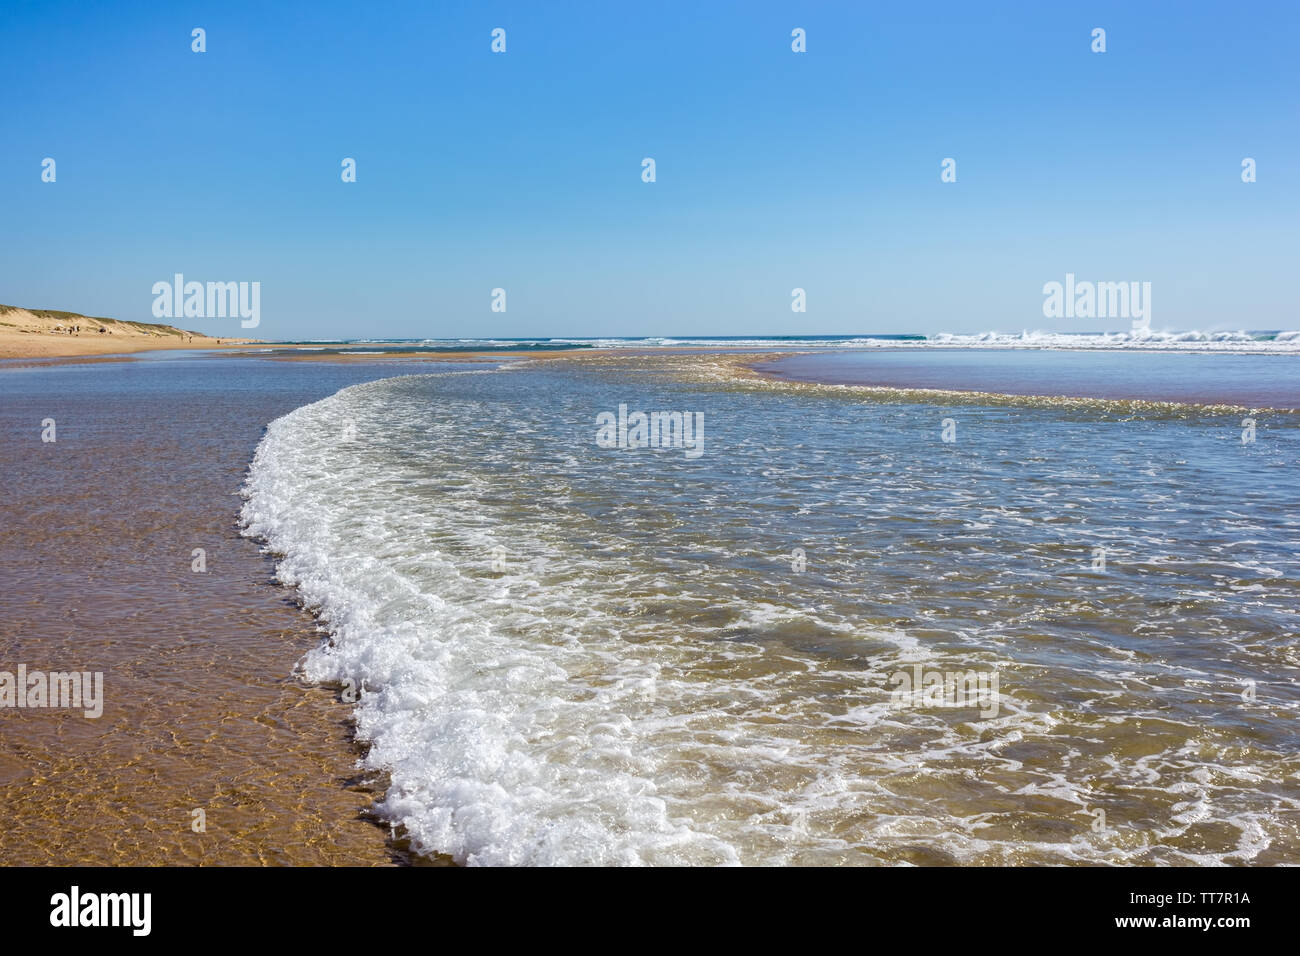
(0, 304, 199, 336)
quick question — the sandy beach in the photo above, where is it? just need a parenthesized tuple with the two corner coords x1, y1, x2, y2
(3, 343, 1299, 866)
(5, 0, 1298, 926)
(0, 305, 264, 361)
(0, 306, 600, 369)
(0, 349, 464, 865)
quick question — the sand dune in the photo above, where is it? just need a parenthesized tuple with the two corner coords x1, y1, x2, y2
(0, 304, 257, 359)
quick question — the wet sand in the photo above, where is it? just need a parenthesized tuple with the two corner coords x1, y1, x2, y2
(7, 345, 1294, 866)
(253, 347, 585, 363)
(750, 350, 1300, 411)
(0, 332, 258, 361)
(0, 346, 726, 865)
(0, 352, 460, 865)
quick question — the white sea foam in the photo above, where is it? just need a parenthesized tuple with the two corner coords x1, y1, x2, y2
(359, 331, 1300, 353)
(239, 370, 1299, 865)
(550, 331, 1300, 353)
(241, 381, 744, 864)
(924, 329, 1300, 352)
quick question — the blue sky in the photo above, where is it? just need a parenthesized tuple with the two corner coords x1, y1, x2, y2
(1, 0, 1296, 339)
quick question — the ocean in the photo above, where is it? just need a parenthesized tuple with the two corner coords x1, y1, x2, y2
(240, 329, 1300, 355)
(3, 340, 1296, 865)
(232, 344, 1300, 864)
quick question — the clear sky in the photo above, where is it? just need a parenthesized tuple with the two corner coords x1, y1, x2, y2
(1, 0, 1296, 340)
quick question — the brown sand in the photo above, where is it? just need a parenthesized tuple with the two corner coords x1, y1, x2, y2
(256, 348, 583, 363)
(0, 355, 454, 865)
(0, 305, 258, 360)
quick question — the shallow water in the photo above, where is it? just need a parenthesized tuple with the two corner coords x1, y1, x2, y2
(241, 352, 1300, 865)
(758, 350, 1300, 409)
(0, 353, 483, 864)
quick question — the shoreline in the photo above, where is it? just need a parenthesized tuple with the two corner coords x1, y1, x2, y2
(11, 329, 1300, 365)
(0, 339, 594, 366)
(0, 353, 438, 865)
(0, 306, 262, 361)
(0, 334, 261, 362)
(231, 348, 1300, 865)
(4, 346, 1297, 864)
(733, 353, 1300, 415)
